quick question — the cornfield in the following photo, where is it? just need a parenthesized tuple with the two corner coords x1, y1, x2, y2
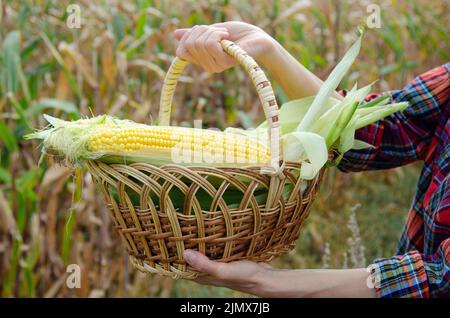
(0, 0, 448, 297)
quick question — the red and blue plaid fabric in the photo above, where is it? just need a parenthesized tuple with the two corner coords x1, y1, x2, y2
(338, 62, 450, 298)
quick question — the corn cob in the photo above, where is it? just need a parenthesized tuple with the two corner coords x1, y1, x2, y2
(25, 115, 270, 166)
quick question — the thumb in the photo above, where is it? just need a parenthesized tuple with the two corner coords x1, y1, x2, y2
(174, 28, 189, 40)
(184, 250, 221, 276)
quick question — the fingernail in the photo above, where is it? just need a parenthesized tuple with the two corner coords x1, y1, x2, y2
(184, 250, 197, 264)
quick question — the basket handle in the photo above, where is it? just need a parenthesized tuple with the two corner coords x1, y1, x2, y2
(159, 40, 282, 172)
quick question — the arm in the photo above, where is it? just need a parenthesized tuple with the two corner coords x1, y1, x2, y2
(338, 63, 449, 172)
(183, 250, 376, 298)
(262, 41, 343, 100)
(184, 236, 450, 298)
(173, 21, 343, 100)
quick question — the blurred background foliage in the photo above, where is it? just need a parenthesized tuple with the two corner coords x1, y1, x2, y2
(0, 0, 448, 297)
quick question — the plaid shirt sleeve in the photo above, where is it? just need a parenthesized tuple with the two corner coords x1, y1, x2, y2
(338, 63, 450, 298)
(337, 64, 448, 172)
(371, 238, 450, 298)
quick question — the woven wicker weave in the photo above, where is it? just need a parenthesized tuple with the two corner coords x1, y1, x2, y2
(87, 40, 324, 279)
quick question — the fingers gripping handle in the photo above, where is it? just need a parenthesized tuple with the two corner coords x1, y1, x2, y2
(159, 40, 282, 173)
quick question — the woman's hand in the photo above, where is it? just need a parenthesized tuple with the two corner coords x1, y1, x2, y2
(174, 21, 277, 73)
(183, 249, 272, 296)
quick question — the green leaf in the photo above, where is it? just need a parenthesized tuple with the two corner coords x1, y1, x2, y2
(16, 192, 27, 233)
(310, 82, 372, 146)
(352, 82, 374, 103)
(315, 83, 372, 147)
(355, 102, 409, 129)
(0, 121, 18, 152)
(0, 167, 12, 184)
(74, 168, 83, 202)
(27, 98, 80, 118)
(296, 33, 364, 131)
(380, 25, 403, 59)
(16, 169, 40, 192)
(282, 131, 328, 179)
(352, 139, 375, 150)
(1, 31, 30, 103)
(258, 95, 340, 134)
(326, 100, 359, 146)
(112, 11, 127, 43)
(310, 85, 357, 146)
(358, 94, 390, 108)
(23, 240, 40, 298)
(62, 209, 76, 266)
(135, 12, 148, 38)
(1, 31, 21, 94)
(2, 235, 22, 297)
(356, 104, 399, 117)
(42, 113, 69, 128)
(20, 38, 39, 61)
(338, 114, 360, 154)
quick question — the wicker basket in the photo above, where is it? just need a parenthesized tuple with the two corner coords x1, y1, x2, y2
(87, 40, 324, 279)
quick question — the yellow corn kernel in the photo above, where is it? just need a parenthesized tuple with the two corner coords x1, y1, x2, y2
(87, 125, 270, 165)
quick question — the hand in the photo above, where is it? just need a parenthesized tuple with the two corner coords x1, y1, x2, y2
(183, 249, 272, 296)
(174, 21, 277, 73)
(173, 21, 333, 100)
(184, 249, 377, 298)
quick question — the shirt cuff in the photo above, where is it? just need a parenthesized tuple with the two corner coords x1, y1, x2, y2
(370, 250, 431, 298)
